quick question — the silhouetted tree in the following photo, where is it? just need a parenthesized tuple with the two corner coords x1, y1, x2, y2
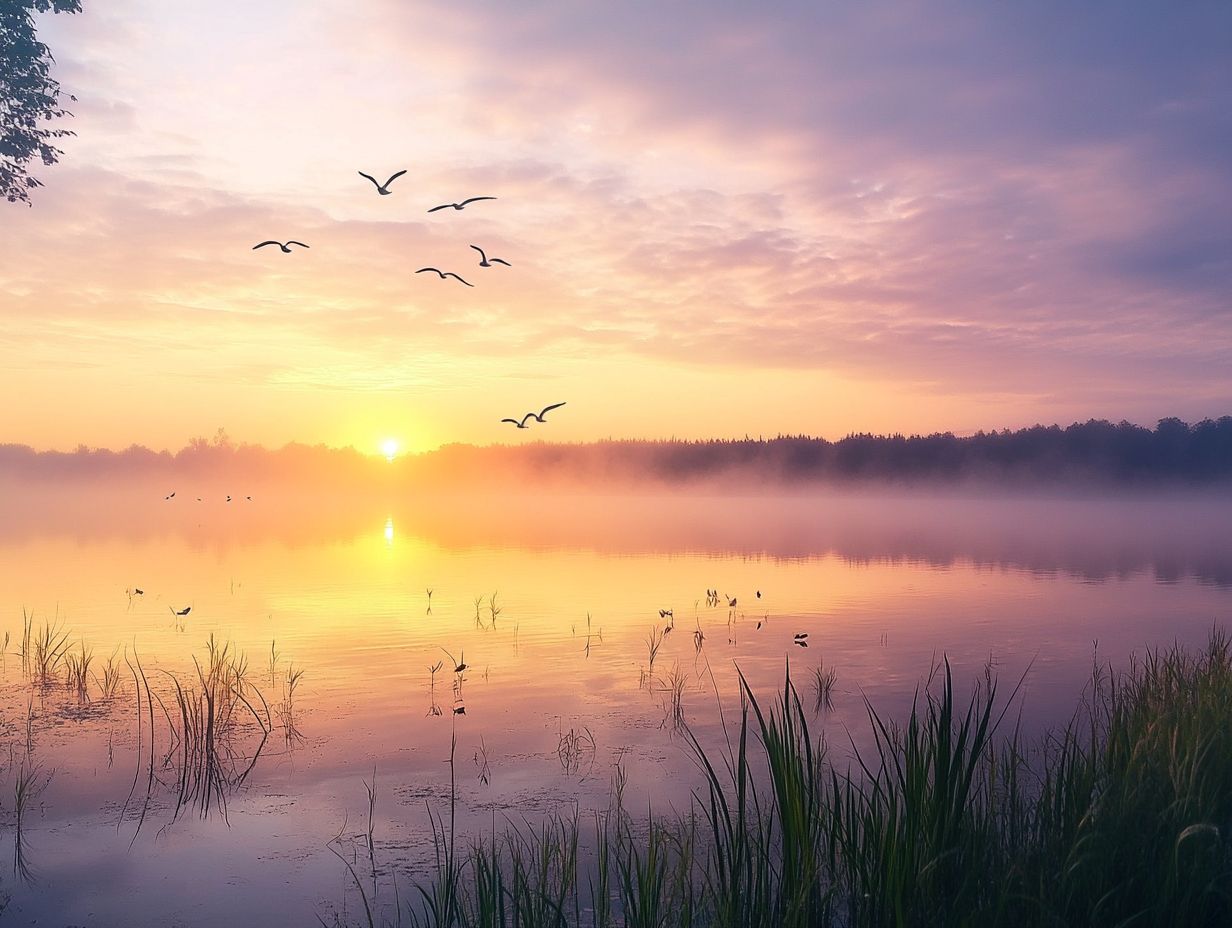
(1, 0, 81, 205)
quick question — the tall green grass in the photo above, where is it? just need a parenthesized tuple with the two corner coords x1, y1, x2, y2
(330, 633, 1232, 928)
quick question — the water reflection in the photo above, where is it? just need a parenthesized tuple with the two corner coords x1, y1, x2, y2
(0, 483, 1231, 926)
(5, 484, 1232, 587)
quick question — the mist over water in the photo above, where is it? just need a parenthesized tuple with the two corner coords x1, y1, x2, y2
(1, 481, 1230, 925)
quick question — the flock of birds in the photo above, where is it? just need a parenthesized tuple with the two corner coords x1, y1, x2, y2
(251, 168, 565, 433)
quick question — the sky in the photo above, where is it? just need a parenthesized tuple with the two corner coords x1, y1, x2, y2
(1, 0, 1229, 455)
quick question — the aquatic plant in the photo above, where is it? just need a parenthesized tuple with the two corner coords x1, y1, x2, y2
(325, 631, 1232, 928)
(63, 640, 93, 703)
(811, 663, 837, 713)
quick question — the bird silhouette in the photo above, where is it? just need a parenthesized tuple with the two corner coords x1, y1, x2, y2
(470, 245, 511, 267)
(442, 648, 467, 674)
(226, 496, 232, 503)
(358, 169, 406, 195)
(427, 196, 496, 213)
(501, 414, 534, 429)
(173, 606, 191, 617)
(164, 491, 175, 500)
(416, 267, 473, 287)
(133, 588, 144, 595)
(530, 402, 566, 423)
(253, 240, 309, 253)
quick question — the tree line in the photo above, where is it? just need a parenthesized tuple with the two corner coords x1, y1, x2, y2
(3, 418, 1232, 487)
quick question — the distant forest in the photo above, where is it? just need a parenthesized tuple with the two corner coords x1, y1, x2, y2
(3, 418, 1232, 488)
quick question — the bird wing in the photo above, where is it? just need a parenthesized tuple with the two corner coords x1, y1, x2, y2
(500, 418, 521, 425)
(253, 241, 281, 249)
(286, 241, 309, 248)
(416, 267, 445, 277)
(491, 258, 512, 266)
(537, 402, 567, 419)
(357, 171, 380, 188)
(444, 273, 474, 287)
(469, 244, 486, 260)
(427, 203, 453, 213)
(459, 196, 496, 207)
(384, 169, 407, 186)
(519, 413, 535, 427)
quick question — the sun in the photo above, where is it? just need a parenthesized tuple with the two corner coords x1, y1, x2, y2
(381, 438, 399, 462)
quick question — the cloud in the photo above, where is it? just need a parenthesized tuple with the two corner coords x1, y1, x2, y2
(5, 0, 1232, 448)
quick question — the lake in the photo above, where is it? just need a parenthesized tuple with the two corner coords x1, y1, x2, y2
(2, 485, 1230, 925)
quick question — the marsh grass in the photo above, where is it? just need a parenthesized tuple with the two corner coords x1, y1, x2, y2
(12, 759, 52, 883)
(93, 647, 125, 700)
(642, 627, 665, 688)
(810, 663, 836, 714)
(161, 635, 272, 822)
(20, 611, 71, 683)
(329, 631, 1232, 928)
(557, 724, 597, 777)
(278, 663, 306, 747)
(660, 664, 688, 732)
(63, 641, 93, 703)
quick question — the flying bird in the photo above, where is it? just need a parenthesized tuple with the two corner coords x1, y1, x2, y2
(253, 240, 309, 253)
(501, 402, 567, 428)
(164, 491, 175, 500)
(133, 588, 144, 596)
(416, 267, 473, 287)
(427, 196, 496, 213)
(358, 169, 407, 195)
(470, 245, 511, 267)
(530, 402, 566, 423)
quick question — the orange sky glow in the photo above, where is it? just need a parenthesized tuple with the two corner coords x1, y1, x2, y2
(3, 1, 1229, 455)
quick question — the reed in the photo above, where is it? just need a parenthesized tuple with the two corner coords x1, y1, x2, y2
(64, 640, 93, 703)
(20, 612, 70, 683)
(162, 635, 272, 822)
(644, 627, 665, 685)
(330, 632, 1232, 928)
(12, 760, 51, 883)
(810, 663, 836, 713)
(93, 647, 125, 700)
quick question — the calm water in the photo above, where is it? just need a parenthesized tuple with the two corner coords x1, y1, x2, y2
(2, 485, 1231, 925)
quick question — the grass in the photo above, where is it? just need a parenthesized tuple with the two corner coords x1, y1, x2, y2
(326, 630, 1232, 928)
(810, 663, 837, 713)
(161, 635, 272, 822)
(20, 610, 71, 683)
(64, 640, 93, 703)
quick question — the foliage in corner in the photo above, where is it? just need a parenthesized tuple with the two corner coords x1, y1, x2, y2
(1, 0, 82, 205)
